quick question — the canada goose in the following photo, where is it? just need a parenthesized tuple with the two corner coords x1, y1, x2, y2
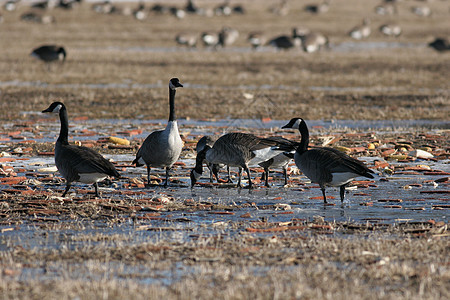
(21, 12, 55, 24)
(215, 0, 232, 16)
(175, 32, 198, 48)
(42, 102, 120, 197)
(374, 3, 397, 16)
(428, 38, 450, 52)
(133, 3, 148, 21)
(201, 31, 219, 48)
(304, 0, 330, 14)
(269, 0, 289, 16)
(247, 31, 267, 49)
(258, 136, 296, 187)
(268, 28, 302, 50)
(349, 18, 371, 40)
(4, 0, 18, 12)
(133, 78, 184, 187)
(190, 132, 293, 188)
(195, 135, 232, 183)
(282, 118, 375, 203)
(218, 27, 239, 47)
(412, 6, 431, 17)
(301, 32, 329, 53)
(185, 0, 198, 14)
(379, 23, 402, 37)
(31, 45, 66, 63)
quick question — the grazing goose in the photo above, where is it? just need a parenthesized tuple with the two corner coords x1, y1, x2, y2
(247, 31, 267, 49)
(42, 102, 120, 197)
(349, 18, 371, 40)
(31, 45, 66, 63)
(282, 118, 375, 203)
(175, 32, 198, 48)
(379, 23, 402, 37)
(428, 38, 450, 52)
(133, 78, 184, 187)
(304, 0, 330, 14)
(268, 28, 302, 50)
(201, 31, 220, 48)
(190, 132, 293, 188)
(300, 32, 329, 53)
(195, 135, 232, 184)
(218, 27, 239, 47)
(258, 136, 296, 187)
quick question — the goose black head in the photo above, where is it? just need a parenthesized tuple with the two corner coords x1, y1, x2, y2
(42, 101, 65, 114)
(169, 78, 183, 90)
(58, 47, 67, 62)
(281, 118, 304, 129)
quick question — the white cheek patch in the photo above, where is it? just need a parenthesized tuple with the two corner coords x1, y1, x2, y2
(52, 104, 62, 113)
(169, 81, 176, 89)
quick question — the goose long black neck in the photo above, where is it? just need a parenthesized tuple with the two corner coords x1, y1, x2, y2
(169, 88, 177, 122)
(57, 106, 69, 145)
(298, 120, 309, 154)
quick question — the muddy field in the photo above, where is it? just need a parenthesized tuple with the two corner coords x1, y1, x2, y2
(0, 0, 449, 299)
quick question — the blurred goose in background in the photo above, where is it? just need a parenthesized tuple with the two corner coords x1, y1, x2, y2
(4, 0, 19, 12)
(201, 31, 220, 48)
(269, 0, 289, 16)
(247, 31, 267, 49)
(268, 28, 302, 50)
(31, 45, 66, 64)
(349, 18, 371, 40)
(42, 102, 120, 197)
(133, 3, 148, 21)
(304, 0, 330, 14)
(300, 32, 329, 53)
(428, 37, 450, 52)
(412, 6, 431, 17)
(374, 2, 397, 15)
(21, 12, 55, 24)
(282, 118, 375, 203)
(379, 23, 402, 37)
(133, 78, 184, 187)
(190, 132, 295, 188)
(218, 26, 239, 47)
(176, 32, 198, 48)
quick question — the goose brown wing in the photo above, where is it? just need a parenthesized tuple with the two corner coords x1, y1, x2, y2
(62, 145, 120, 178)
(316, 147, 374, 178)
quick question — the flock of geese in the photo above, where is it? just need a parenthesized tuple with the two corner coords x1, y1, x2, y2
(41, 77, 374, 204)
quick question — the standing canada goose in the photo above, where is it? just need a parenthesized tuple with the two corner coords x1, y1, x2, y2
(247, 31, 267, 49)
(31, 45, 66, 63)
(268, 28, 302, 50)
(42, 102, 120, 197)
(190, 132, 293, 188)
(349, 18, 371, 40)
(133, 78, 184, 187)
(175, 32, 198, 48)
(282, 118, 375, 203)
(218, 27, 239, 47)
(379, 23, 402, 37)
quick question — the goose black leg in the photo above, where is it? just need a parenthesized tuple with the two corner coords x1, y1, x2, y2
(244, 165, 253, 189)
(226, 166, 233, 183)
(164, 167, 170, 187)
(321, 187, 327, 203)
(211, 163, 220, 183)
(340, 185, 346, 202)
(283, 167, 288, 185)
(62, 183, 71, 197)
(93, 182, 100, 197)
(237, 167, 243, 188)
(146, 165, 151, 187)
(263, 167, 270, 187)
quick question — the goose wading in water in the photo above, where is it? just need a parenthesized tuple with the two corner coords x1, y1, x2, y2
(282, 118, 375, 203)
(133, 78, 184, 187)
(42, 102, 121, 197)
(190, 132, 295, 188)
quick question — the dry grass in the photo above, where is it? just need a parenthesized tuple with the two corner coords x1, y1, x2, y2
(0, 1, 448, 121)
